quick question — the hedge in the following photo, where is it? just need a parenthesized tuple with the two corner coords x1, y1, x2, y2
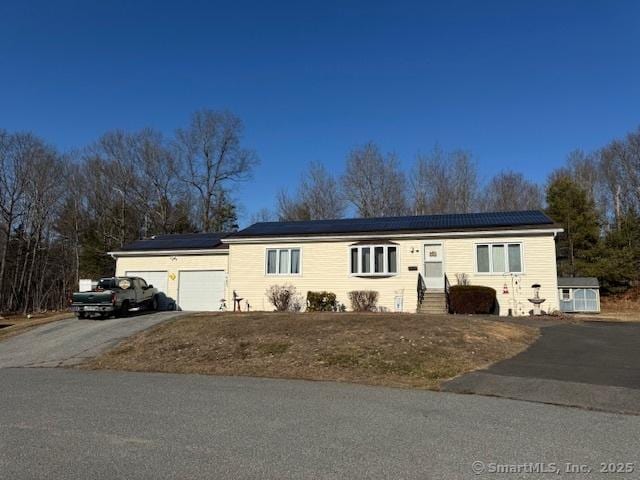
(448, 285, 497, 314)
(306, 291, 337, 311)
(348, 290, 378, 312)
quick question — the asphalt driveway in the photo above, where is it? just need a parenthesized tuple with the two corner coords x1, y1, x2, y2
(443, 320, 640, 414)
(0, 311, 184, 368)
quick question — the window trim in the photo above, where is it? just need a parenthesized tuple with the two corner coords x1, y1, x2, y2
(349, 244, 399, 277)
(265, 247, 302, 276)
(561, 288, 571, 301)
(474, 242, 524, 275)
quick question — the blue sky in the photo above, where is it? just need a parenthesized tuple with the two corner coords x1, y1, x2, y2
(1, 1, 639, 225)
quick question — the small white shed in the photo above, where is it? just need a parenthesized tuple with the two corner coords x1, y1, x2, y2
(558, 277, 600, 313)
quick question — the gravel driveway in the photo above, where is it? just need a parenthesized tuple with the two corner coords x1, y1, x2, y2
(0, 311, 184, 368)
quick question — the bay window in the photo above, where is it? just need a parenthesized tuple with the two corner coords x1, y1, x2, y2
(350, 245, 398, 275)
(476, 243, 523, 274)
(266, 248, 301, 275)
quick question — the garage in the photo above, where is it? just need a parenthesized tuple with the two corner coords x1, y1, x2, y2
(178, 270, 226, 311)
(110, 233, 230, 312)
(125, 271, 168, 295)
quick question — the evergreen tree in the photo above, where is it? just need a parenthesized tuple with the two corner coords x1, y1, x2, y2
(546, 175, 600, 277)
(586, 211, 640, 291)
(209, 189, 239, 232)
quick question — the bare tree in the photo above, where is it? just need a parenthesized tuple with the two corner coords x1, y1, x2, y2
(250, 208, 276, 224)
(0, 133, 66, 312)
(567, 150, 600, 200)
(411, 146, 449, 214)
(599, 129, 640, 227)
(342, 142, 407, 217)
(0, 131, 28, 305)
(174, 110, 258, 231)
(277, 162, 346, 221)
(277, 191, 310, 221)
(480, 171, 543, 212)
(135, 129, 195, 234)
(411, 146, 478, 214)
(450, 150, 479, 213)
(20, 146, 65, 313)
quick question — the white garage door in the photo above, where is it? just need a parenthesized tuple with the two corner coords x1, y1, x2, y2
(178, 270, 226, 311)
(125, 271, 168, 294)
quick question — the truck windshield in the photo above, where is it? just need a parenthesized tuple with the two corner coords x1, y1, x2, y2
(97, 278, 127, 290)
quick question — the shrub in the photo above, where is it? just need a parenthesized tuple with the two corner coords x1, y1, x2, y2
(306, 291, 337, 311)
(448, 285, 496, 314)
(348, 290, 379, 312)
(266, 284, 302, 312)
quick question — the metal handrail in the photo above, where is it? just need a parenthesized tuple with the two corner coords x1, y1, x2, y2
(417, 273, 427, 305)
(444, 273, 451, 313)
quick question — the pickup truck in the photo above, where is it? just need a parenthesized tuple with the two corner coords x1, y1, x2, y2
(70, 277, 159, 319)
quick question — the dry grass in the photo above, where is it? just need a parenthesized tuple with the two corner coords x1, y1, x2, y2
(598, 289, 640, 322)
(0, 311, 73, 341)
(591, 308, 640, 322)
(85, 312, 538, 389)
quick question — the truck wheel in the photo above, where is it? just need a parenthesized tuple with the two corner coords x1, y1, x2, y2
(76, 312, 86, 319)
(119, 301, 130, 317)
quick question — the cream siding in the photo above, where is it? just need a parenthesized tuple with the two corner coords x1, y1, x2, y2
(114, 231, 559, 316)
(115, 253, 229, 305)
(227, 232, 559, 315)
(441, 234, 559, 315)
(228, 241, 417, 312)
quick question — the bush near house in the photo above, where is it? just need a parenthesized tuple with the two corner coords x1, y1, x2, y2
(266, 285, 302, 312)
(306, 291, 337, 311)
(348, 290, 378, 312)
(449, 286, 497, 314)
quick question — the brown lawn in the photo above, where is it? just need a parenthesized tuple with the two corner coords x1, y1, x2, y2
(85, 312, 538, 389)
(0, 311, 73, 341)
(597, 290, 640, 322)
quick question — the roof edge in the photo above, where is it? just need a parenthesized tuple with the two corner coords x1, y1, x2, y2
(109, 248, 230, 257)
(223, 225, 563, 244)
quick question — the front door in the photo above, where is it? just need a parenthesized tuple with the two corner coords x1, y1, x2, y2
(423, 243, 444, 290)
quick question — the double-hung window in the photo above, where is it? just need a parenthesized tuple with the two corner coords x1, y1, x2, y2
(350, 245, 398, 275)
(266, 248, 301, 275)
(476, 243, 523, 274)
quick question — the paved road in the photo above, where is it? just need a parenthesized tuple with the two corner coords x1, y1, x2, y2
(444, 320, 640, 414)
(0, 311, 184, 368)
(1, 368, 639, 480)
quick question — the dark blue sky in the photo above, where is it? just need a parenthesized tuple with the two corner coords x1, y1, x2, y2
(2, 1, 639, 224)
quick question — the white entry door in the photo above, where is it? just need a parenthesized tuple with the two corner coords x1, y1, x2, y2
(125, 271, 168, 294)
(423, 243, 444, 290)
(178, 270, 226, 311)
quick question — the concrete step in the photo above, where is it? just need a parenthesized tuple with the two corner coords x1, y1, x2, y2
(420, 303, 447, 309)
(418, 292, 448, 314)
(417, 308, 448, 314)
(420, 298, 446, 305)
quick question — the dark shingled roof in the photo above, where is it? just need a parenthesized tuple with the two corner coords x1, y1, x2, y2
(120, 233, 229, 251)
(230, 210, 556, 238)
(557, 277, 600, 288)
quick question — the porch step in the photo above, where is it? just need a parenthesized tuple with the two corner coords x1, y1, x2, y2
(417, 292, 448, 314)
(417, 305, 448, 314)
